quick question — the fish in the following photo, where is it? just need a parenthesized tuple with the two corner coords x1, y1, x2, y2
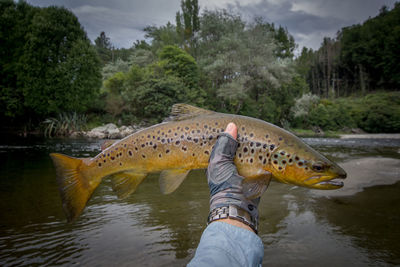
(50, 104, 347, 222)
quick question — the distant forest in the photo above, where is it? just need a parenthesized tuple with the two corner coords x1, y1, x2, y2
(1, 0, 399, 134)
(297, 4, 400, 96)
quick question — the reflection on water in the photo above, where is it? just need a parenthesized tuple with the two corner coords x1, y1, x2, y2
(314, 182, 400, 266)
(0, 136, 399, 266)
(260, 193, 372, 266)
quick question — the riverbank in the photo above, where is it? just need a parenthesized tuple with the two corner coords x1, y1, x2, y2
(75, 125, 358, 139)
(292, 129, 400, 139)
(69, 123, 145, 139)
(340, 133, 400, 139)
(3, 123, 399, 140)
(60, 125, 400, 140)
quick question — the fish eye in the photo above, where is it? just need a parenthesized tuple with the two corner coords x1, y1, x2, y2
(312, 163, 325, 172)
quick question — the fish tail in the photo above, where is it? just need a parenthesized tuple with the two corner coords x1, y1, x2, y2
(50, 153, 100, 222)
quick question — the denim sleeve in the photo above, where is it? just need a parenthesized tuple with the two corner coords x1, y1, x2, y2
(187, 222, 264, 267)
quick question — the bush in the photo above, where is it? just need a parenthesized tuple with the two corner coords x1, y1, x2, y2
(355, 92, 400, 133)
(42, 112, 87, 137)
(127, 76, 188, 122)
(308, 104, 336, 130)
(291, 93, 319, 127)
(290, 92, 400, 133)
(257, 95, 279, 124)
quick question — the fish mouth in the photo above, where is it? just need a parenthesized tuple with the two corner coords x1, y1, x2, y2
(316, 178, 344, 187)
(306, 172, 347, 189)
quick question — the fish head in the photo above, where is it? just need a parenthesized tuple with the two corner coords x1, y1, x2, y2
(268, 143, 347, 190)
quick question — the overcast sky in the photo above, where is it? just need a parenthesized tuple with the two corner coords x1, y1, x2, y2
(26, 0, 397, 52)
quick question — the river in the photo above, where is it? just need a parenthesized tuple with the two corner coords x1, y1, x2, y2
(0, 136, 399, 266)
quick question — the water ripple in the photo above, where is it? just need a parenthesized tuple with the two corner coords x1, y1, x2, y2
(1, 137, 400, 266)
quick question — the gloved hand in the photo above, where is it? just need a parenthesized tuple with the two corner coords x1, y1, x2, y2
(207, 123, 260, 233)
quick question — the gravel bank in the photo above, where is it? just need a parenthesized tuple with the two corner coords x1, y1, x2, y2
(340, 133, 400, 139)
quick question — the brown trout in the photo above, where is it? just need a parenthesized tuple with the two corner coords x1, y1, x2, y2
(51, 104, 346, 222)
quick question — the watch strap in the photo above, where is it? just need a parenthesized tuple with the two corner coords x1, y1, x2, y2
(207, 205, 258, 234)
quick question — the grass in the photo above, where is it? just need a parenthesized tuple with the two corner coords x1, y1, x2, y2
(42, 112, 88, 137)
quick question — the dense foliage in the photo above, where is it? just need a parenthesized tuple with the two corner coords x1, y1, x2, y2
(97, 4, 301, 126)
(291, 92, 400, 133)
(1, 0, 399, 135)
(0, 1, 101, 127)
(101, 45, 205, 123)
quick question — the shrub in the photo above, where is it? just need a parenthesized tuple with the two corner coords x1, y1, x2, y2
(42, 112, 87, 137)
(290, 92, 400, 133)
(356, 92, 400, 133)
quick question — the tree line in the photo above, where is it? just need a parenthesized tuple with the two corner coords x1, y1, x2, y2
(296, 3, 400, 97)
(1, 0, 399, 134)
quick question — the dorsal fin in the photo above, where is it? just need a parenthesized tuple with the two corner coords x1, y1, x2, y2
(169, 103, 215, 121)
(101, 140, 117, 150)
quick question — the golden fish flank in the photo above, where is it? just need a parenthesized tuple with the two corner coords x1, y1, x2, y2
(50, 104, 347, 222)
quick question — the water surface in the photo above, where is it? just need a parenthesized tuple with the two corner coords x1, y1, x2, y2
(0, 136, 399, 266)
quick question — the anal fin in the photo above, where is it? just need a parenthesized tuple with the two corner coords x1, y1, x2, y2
(242, 171, 272, 199)
(110, 171, 147, 199)
(159, 169, 190, 194)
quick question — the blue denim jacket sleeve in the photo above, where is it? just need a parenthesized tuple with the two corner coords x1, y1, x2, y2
(187, 221, 264, 267)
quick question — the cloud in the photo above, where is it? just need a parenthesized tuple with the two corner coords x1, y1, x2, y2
(26, 0, 397, 50)
(227, 0, 397, 50)
(70, 1, 182, 47)
(71, 5, 151, 47)
(28, 0, 181, 48)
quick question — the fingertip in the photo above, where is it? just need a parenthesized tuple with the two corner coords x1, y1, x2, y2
(225, 122, 237, 140)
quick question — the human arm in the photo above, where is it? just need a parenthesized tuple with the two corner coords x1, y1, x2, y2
(188, 123, 264, 267)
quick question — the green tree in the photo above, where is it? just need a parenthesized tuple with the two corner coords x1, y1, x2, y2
(144, 22, 181, 53)
(128, 48, 155, 67)
(101, 45, 206, 123)
(94, 31, 113, 64)
(102, 58, 130, 81)
(95, 31, 111, 49)
(339, 3, 400, 92)
(251, 19, 296, 59)
(103, 72, 126, 118)
(153, 45, 205, 107)
(273, 25, 296, 58)
(197, 11, 293, 116)
(296, 3, 400, 98)
(133, 40, 151, 50)
(0, 0, 37, 119)
(176, 0, 200, 52)
(126, 76, 188, 121)
(17, 6, 101, 117)
(158, 45, 199, 88)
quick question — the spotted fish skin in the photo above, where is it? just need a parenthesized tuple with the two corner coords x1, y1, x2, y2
(50, 104, 346, 221)
(90, 115, 231, 176)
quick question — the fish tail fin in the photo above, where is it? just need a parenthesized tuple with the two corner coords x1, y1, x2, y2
(50, 153, 99, 222)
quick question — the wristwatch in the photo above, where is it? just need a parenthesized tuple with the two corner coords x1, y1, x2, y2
(207, 205, 258, 234)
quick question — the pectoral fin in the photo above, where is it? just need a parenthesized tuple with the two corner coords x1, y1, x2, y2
(110, 171, 147, 199)
(242, 171, 272, 199)
(159, 169, 190, 194)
